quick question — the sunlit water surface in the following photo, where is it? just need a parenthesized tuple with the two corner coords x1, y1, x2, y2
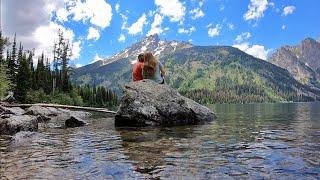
(1, 102, 319, 179)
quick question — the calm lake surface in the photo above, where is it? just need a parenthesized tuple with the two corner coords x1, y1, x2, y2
(1, 102, 319, 179)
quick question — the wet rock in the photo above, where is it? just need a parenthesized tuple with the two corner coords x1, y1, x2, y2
(115, 79, 216, 127)
(0, 105, 25, 115)
(25, 105, 58, 117)
(36, 115, 51, 123)
(0, 115, 38, 135)
(65, 116, 86, 128)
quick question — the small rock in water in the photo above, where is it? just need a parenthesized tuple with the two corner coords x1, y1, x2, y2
(65, 116, 86, 128)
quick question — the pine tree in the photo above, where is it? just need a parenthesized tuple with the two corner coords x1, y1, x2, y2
(7, 34, 17, 85)
(16, 52, 31, 103)
(0, 31, 9, 65)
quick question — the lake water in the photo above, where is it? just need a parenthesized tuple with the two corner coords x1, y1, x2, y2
(1, 102, 319, 179)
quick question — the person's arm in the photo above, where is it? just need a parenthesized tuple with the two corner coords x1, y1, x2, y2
(159, 62, 165, 77)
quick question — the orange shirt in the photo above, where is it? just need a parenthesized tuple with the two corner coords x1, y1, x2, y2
(132, 62, 143, 81)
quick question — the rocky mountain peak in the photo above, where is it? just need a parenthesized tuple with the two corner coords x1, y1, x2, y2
(269, 37, 320, 88)
(103, 34, 192, 65)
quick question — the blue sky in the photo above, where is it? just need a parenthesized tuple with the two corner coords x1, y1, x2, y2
(3, 0, 320, 67)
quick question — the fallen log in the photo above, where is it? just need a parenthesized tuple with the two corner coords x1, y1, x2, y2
(3, 103, 117, 114)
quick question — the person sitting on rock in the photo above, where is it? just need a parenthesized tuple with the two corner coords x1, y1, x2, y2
(142, 52, 165, 84)
(132, 53, 144, 82)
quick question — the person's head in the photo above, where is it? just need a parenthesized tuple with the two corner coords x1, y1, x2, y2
(143, 52, 158, 77)
(138, 53, 144, 62)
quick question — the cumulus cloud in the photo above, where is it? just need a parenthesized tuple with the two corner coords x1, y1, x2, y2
(71, 40, 82, 60)
(283, 6, 296, 16)
(115, 3, 120, 13)
(147, 14, 167, 36)
(232, 32, 270, 60)
(207, 24, 222, 37)
(190, 8, 205, 20)
(75, 64, 83, 68)
(1, 0, 87, 62)
(228, 23, 235, 30)
(234, 43, 270, 60)
(91, 53, 103, 63)
(178, 26, 196, 36)
(281, 25, 286, 30)
(243, 0, 269, 21)
(118, 34, 126, 42)
(235, 32, 252, 43)
(56, 8, 70, 22)
(127, 14, 148, 35)
(87, 27, 100, 41)
(120, 13, 129, 30)
(154, 0, 186, 22)
(67, 0, 113, 29)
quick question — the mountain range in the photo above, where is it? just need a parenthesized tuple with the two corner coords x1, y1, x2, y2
(71, 35, 320, 103)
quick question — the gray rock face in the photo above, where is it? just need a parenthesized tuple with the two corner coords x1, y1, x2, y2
(0, 115, 38, 135)
(269, 38, 320, 89)
(115, 80, 216, 127)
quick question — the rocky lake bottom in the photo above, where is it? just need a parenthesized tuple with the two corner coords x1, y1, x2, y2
(0, 102, 319, 179)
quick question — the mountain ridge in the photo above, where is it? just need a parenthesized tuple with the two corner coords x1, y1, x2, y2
(71, 35, 320, 103)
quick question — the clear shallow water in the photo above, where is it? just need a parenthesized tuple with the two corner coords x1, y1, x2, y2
(1, 102, 320, 179)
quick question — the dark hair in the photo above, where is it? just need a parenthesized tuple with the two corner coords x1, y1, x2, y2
(138, 53, 144, 62)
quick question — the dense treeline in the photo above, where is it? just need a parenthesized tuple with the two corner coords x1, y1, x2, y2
(0, 31, 117, 107)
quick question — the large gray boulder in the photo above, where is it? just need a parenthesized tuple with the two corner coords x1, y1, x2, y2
(0, 105, 25, 115)
(0, 115, 38, 135)
(25, 105, 58, 117)
(115, 80, 216, 127)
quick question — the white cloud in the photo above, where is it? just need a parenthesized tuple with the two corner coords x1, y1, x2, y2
(147, 14, 167, 36)
(283, 6, 296, 16)
(75, 64, 83, 68)
(87, 27, 100, 41)
(127, 13, 148, 35)
(228, 23, 235, 30)
(208, 24, 222, 37)
(120, 13, 128, 30)
(68, 0, 113, 29)
(243, 0, 269, 21)
(115, 3, 120, 13)
(199, 0, 204, 7)
(281, 25, 286, 30)
(190, 8, 205, 20)
(235, 32, 252, 43)
(118, 33, 126, 42)
(2, 0, 82, 63)
(32, 21, 75, 60)
(155, 0, 186, 22)
(178, 26, 196, 36)
(219, 4, 225, 11)
(91, 53, 103, 63)
(71, 40, 82, 60)
(233, 43, 270, 60)
(56, 8, 70, 22)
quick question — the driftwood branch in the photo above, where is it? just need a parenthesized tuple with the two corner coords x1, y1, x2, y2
(2, 103, 117, 114)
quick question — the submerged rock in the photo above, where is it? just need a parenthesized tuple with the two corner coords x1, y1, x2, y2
(115, 79, 216, 127)
(0, 115, 38, 135)
(65, 116, 87, 128)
